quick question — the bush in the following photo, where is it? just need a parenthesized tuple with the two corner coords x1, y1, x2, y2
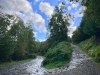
(42, 41, 72, 68)
(27, 53, 36, 59)
(0, 35, 14, 62)
(95, 47, 100, 61)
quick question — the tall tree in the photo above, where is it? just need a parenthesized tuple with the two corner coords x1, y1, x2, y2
(48, 2, 70, 46)
(72, 0, 100, 43)
(0, 13, 15, 61)
(9, 17, 35, 60)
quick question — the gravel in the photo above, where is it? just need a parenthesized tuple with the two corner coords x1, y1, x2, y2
(0, 44, 100, 75)
(47, 44, 100, 75)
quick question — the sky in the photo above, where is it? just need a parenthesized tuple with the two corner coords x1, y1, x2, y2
(0, 0, 86, 41)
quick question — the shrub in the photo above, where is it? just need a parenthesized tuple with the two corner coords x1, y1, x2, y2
(95, 47, 100, 61)
(42, 41, 72, 68)
(27, 53, 36, 59)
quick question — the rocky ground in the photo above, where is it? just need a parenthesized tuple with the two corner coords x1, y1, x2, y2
(0, 56, 47, 75)
(0, 44, 100, 75)
(47, 44, 100, 75)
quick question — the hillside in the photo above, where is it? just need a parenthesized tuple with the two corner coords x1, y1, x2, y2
(78, 36, 100, 65)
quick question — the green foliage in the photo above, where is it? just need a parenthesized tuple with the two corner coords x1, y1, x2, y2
(42, 41, 72, 68)
(27, 53, 36, 59)
(72, 26, 90, 43)
(72, 0, 100, 43)
(0, 13, 15, 62)
(95, 48, 100, 61)
(85, 0, 100, 37)
(0, 12, 36, 61)
(72, 0, 100, 65)
(9, 17, 35, 60)
(79, 36, 100, 62)
(48, 2, 70, 45)
(34, 38, 55, 56)
(0, 35, 14, 61)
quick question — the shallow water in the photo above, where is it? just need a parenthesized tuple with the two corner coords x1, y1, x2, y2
(26, 56, 47, 75)
(0, 44, 92, 75)
(0, 56, 47, 75)
(67, 44, 91, 70)
(46, 44, 92, 74)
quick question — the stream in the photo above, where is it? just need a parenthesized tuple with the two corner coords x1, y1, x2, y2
(0, 44, 100, 75)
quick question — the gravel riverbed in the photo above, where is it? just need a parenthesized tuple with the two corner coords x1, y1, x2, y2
(49, 44, 100, 75)
(0, 44, 100, 75)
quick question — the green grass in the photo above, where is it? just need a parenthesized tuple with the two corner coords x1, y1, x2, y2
(0, 59, 33, 69)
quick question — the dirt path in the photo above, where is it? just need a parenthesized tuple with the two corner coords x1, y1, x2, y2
(0, 44, 100, 75)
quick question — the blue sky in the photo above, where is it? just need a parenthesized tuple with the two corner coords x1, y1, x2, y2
(0, 0, 86, 41)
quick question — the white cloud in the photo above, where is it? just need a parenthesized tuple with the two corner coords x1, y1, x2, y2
(34, 0, 44, 5)
(68, 20, 77, 37)
(33, 31, 38, 37)
(68, 6, 72, 11)
(32, 13, 47, 32)
(35, 0, 40, 2)
(65, 0, 70, 4)
(35, 0, 44, 3)
(39, 2, 54, 17)
(65, 0, 85, 37)
(0, 0, 47, 33)
(67, 6, 86, 37)
(37, 39, 46, 42)
(70, 2, 79, 8)
(66, 1, 79, 11)
(73, 6, 86, 18)
(0, 0, 32, 13)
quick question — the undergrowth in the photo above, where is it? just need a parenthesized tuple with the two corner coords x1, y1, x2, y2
(42, 41, 72, 69)
(0, 58, 33, 69)
(78, 36, 100, 63)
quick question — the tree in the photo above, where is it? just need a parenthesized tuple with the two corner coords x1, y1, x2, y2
(72, 26, 90, 43)
(72, 0, 100, 43)
(0, 13, 15, 61)
(48, 2, 70, 46)
(9, 17, 35, 60)
(81, 0, 100, 38)
(0, 35, 14, 61)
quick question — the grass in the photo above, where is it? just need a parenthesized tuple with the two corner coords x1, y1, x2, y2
(0, 59, 33, 69)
